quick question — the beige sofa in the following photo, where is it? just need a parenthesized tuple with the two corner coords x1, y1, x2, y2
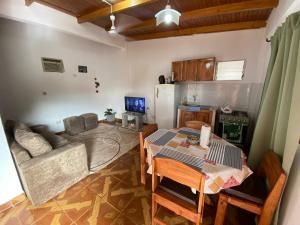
(6, 121, 89, 206)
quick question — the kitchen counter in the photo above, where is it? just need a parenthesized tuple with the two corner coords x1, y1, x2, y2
(177, 104, 217, 131)
(177, 104, 217, 112)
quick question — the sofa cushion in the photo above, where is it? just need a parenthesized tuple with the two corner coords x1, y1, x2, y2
(14, 128, 52, 157)
(42, 131, 69, 148)
(80, 113, 98, 130)
(63, 116, 85, 135)
(15, 121, 31, 131)
(10, 141, 31, 165)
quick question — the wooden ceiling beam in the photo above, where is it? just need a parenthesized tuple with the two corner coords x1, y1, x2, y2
(77, 0, 157, 24)
(128, 20, 267, 40)
(122, 0, 278, 34)
(25, 0, 34, 6)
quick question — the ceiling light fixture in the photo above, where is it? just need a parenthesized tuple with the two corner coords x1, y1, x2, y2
(102, 0, 117, 34)
(155, 0, 181, 26)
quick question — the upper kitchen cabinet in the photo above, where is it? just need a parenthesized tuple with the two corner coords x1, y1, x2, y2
(172, 57, 216, 82)
(196, 57, 216, 81)
(172, 61, 183, 81)
(184, 59, 198, 81)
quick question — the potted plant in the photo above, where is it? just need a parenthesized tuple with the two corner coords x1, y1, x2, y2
(104, 108, 116, 122)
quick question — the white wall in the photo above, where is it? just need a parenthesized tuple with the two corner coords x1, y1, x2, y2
(0, 115, 23, 204)
(127, 29, 268, 122)
(0, 18, 131, 132)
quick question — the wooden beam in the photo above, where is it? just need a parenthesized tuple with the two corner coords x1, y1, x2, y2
(77, 0, 157, 24)
(25, 0, 34, 6)
(129, 20, 267, 40)
(122, 0, 278, 34)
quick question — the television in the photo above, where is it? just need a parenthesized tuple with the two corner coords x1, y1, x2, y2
(125, 96, 145, 114)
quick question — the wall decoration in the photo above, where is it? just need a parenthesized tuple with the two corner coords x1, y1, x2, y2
(94, 77, 100, 94)
(78, 65, 88, 73)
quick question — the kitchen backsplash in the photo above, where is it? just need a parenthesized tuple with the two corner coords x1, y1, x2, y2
(181, 82, 264, 120)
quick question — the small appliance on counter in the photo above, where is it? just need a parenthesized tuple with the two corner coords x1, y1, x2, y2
(158, 75, 165, 84)
(216, 109, 250, 148)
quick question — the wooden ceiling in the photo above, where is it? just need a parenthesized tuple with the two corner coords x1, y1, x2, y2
(25, 0, 278, 41)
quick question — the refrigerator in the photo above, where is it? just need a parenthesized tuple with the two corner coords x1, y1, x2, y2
(155, 84, 180, 129)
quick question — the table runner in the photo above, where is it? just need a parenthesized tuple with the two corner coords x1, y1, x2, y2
(155, 147, 204, 170)
(207, 140, 242, 170)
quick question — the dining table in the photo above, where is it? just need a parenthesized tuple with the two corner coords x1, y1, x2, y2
(144, 127, 253, 194)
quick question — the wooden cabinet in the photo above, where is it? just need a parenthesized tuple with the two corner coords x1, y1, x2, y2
(185, 60, 198, 81)
(196, 58, 216, 81)
(179, 109, 213, 127)
(172, 57, 216, 82)
(172, 61, 183, 81)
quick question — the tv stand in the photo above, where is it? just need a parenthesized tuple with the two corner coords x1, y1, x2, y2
(122, 112, 143, 131)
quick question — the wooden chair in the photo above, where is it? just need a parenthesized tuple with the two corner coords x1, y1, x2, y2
(214, 150, 287, 225)
(152, 157, 206, 225)
(185, 120, 209, 130)
(139, 123, 158, 185)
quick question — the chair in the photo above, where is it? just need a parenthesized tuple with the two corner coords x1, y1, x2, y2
(139, 123, 158, 185)
(185, 120, 209, 130)
(214, 150, 286, 225)
(152, 157, 206, 225)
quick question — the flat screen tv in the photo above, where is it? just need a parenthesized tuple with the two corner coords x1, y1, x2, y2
(125, 96, 145, 114)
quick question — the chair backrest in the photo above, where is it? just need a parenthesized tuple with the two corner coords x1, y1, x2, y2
(139, 123, 158, 147)
(152, 157, 205, 215)
(257, 151, 286, 190)
(185, 120, 209, 130)
(257, 151, 286, 223)
(152, 157, 205, 192)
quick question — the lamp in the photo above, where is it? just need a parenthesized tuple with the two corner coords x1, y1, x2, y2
(155, 0, 181, 26)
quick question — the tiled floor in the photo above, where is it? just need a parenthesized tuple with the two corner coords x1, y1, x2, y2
(0, 146, 254, 225)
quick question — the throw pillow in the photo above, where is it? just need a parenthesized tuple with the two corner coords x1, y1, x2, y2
(14, 128, 52, 157)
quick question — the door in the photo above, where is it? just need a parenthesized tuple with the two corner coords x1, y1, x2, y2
(195, 110, 212, 124)
(185, 60, 198, 81)
(172, 61, 183, 81)
(180, 110, 195, 127)
(196, 58, 216, 81)
(155, 85, 175, 129)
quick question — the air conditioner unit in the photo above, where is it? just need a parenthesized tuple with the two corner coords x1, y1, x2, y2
(41, 57, 64, 73)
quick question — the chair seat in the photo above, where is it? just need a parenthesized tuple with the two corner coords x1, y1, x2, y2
(159, 177, 199, 206)
(223, 174, 268, 205)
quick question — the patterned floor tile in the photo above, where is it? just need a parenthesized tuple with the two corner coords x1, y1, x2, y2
(0, 146, 255, 225)
(55, 188, 98, 222)
(75, 201, 120, 225)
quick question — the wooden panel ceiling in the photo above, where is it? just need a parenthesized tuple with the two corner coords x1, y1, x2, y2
(26, 0, 279, 40)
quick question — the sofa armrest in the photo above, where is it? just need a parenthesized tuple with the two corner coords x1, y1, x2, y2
(19, 142, 89, 206)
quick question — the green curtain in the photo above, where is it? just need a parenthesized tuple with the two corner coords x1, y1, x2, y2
(249, 12, 300, 173)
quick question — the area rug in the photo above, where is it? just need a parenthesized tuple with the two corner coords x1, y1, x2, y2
(61, 123, 139, 171)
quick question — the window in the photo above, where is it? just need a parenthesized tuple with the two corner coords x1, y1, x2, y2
(215, 60, 245, 81)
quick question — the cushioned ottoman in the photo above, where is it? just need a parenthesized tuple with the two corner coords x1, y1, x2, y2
(80, 113, 98, 130)
(63, 116, 85, 135)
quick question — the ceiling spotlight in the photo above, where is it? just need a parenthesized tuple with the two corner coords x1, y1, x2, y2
(155, 1, 181, 26)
